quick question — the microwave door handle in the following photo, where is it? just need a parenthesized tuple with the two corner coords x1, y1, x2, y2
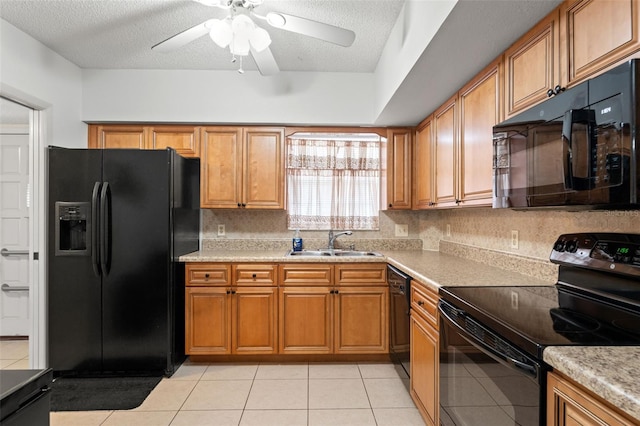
(562, 109, 596, 191)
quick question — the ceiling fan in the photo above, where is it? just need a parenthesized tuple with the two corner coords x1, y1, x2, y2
(152, 0, 356, 75)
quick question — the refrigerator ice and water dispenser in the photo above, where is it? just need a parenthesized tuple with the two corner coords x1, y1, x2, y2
(54, 202, 90, 256)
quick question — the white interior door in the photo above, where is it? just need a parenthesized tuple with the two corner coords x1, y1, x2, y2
(0, 106, 31, 336)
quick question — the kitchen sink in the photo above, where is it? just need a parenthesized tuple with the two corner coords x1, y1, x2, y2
(286, 250, 382, 257)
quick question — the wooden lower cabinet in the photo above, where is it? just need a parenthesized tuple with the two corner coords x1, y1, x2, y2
(232, 287, 277, 354)
(185, 287, 231, 354)
(279, 286, 333, 354)
(186, 262, 389, 357)
(185, 263, 277, 355)
(410, 279, 439, 426)
(547, 371, 638, 426)
(279, 285, 389, 355)
(334, 286, 388, 353)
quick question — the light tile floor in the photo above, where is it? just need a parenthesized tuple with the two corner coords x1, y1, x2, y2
(0, 341, 423, 425)
(47, 360, 425, 426)
(0, 338, 29, 369)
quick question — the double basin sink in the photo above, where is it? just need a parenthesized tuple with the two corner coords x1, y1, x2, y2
(286, 249, 383, 257)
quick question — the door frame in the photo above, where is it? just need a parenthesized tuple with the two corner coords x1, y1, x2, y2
(1, 89, 47, 369)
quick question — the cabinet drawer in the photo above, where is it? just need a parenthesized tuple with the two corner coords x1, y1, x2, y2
(411, 280, 438, 328)
(336, 264, 387, 286)
(233, 264, 277, 286)
(280, 264, 334, 285)
(186, 263, 232, 286)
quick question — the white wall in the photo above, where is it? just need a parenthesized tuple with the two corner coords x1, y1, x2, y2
(0, 19, 85, 148)
(82, 69, 377, 125)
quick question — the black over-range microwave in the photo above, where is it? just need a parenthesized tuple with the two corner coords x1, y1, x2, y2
(492, 59, 640, 209)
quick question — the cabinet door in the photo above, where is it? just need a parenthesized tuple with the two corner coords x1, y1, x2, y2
(504, 10, 560, 119)
(88, 125, 148, 149)
(458, 59, 501, 206)
(185, 287, 231, 354)
(200, 127, 243, 208)
(560, 0, 640, 87)
(243, 127, 285, 209)
(279, 287, 333, 354)
(413, 117, 434, 209)
(232, 287, 277, 354)
(547, 371, 636, 426)
(386, 128, 412, 210)
(410, 313, 439, 426)
(433, 95, 458, 207)
(334, 286, 388, 354)
(149, 125, 200, 158)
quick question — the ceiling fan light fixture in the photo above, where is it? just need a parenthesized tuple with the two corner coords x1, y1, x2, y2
(266, 12, 286, 27)
(208, 19, 232, 48)
(250, 27, 271, 52)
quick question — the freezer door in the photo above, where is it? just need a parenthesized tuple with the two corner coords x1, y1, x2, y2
(47, 148, 103, 372)
(101, 149, 172, 373)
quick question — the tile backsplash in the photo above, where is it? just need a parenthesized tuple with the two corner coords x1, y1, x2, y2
(201, 207, 639, 281)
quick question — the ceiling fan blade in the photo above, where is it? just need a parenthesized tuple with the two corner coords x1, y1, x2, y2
(250, 46, 279, 76)
(152, 20, 213, 52)
(266, 12, 355, 47)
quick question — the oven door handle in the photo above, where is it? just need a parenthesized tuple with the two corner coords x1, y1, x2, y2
(439, 303, 539, 379)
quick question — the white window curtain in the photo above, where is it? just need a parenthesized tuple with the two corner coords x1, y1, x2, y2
(286, 135, 381, 230)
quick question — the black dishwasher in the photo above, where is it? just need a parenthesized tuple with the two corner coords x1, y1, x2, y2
(387, 265, 411, 378)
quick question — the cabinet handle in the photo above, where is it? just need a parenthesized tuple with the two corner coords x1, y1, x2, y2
(417, 301, 424, 306)
(242, 203, 246, 207)
(237, 203, 242, 207)
(334, 290, 339, 294)
(231, 290, 236, 295)
(388, 204, 393, 208)
(226, 289, 231, 294)
(252, 273, 257, 279)
(329, 290, 335, 294)
(204, 273, 210, 280)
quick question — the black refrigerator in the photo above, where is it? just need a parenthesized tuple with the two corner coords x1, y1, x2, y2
(47, 147, 200, 377)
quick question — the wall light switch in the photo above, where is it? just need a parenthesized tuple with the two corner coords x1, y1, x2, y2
(218, 224, 225, 237)
(395, 224, 408, 237)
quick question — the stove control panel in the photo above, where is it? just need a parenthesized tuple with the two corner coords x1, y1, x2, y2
(550, 233, 640, 277)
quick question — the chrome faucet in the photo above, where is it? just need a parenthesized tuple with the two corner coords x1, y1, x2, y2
(328, 230, 353, 250)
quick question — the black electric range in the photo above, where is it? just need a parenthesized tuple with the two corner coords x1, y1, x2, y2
(439, 232, 640, 361)
(437, 233, 640, 426)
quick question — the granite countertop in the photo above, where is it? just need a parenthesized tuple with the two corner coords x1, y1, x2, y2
(544, 347, 640, 422)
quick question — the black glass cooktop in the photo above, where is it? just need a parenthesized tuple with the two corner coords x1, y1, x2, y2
(439, 284, 640, 360)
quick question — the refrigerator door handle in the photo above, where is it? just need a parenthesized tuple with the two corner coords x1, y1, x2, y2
(91, 182, 102, 277)
(100, 182, 111, 276)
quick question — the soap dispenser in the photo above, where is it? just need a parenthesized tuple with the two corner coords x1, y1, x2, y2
(292, 229, 303, 252)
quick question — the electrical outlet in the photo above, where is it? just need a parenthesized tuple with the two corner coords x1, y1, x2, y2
(446, 224, 451, 237)
(511, 230, 519, 249)
(395, 224, 408, 237)
(218, 224, 225, 237)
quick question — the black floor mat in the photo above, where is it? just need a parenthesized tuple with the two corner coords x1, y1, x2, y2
(50, 376, 162, 411)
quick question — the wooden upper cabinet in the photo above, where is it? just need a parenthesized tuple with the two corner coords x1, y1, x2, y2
(243, 127, 285, 209)
(433, 95, 458, 207)
(200, 126, 284, 209)
(504, 9, 560, 119)
(148, 125, 200, 157)
(413, 116, 434, 209)
(560, 0, 640, 86)
(200, 127, 243, 208)
(386, 128, 413, 210)
(88, 125, 148, 149)
(458, 59, 502, 207)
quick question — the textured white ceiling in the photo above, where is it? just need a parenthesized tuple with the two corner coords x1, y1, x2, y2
(0, 0, 405, 73)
